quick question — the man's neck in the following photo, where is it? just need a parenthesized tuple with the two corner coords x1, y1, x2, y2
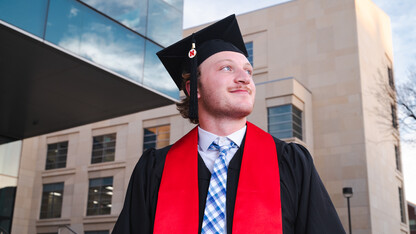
(198, 117, 247, 137)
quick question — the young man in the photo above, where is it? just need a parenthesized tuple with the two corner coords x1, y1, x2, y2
(113, 15, 345, 234)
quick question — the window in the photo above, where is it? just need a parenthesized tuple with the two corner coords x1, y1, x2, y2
(45, 141, 68, 170)
(245, 42, 253, 66)
(87, 177, 113, 216)
(40, 183, 64, 219)
(399, 187, 406, 223)
(268, 104, 303, 140)
(91, 134, 116, 164)
(388, 67, 395, 89)
(395, 145, 401, 171)
(85, 231, 109, 234)
(391, 104, 398, 129)
(143, 125, 170, 152)
(410, 219, 416, 232)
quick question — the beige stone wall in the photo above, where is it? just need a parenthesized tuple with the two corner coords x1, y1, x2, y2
(355, 0, 408, 233)
(12, 105, 193, 233)
(12, 0, 406, 233)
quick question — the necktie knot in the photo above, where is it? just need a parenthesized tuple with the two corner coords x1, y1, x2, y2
(208, 139, 237, 158)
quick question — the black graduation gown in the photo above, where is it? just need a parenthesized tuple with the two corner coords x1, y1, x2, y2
(112, 136, 345, 234)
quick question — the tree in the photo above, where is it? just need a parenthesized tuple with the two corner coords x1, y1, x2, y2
(396, 71, 416, 143)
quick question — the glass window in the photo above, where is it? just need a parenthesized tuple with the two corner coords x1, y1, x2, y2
(87, 177, 113, 216)
(0, 187, 16, 233)
(91, 134, 116, 164)
(45, 0, 146, 82)
(143, 40, 179, 99)
(147, 0, 183, 47)
(0, 0, 49, 38)
(391, 104, 398, 129)
(388, 67, 395, 89)
(80, 0, 148, 35)
(245, 42, 253, 66)
(162, 0, 184, 11)
(410, 219, 416, 231)
(399, 187, 406, 223)
(268, 104, 303, 140)
(395, 145, 401, 172)
(45, 141, 68, 170)
(40, 183, 64, 219)
(143, 125, 170, 152)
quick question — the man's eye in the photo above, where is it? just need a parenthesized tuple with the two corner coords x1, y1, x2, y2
(245, 69, 252, 75)
(221, 66, 232, 71)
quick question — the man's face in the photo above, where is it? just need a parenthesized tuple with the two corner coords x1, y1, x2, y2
(197, 51, 256, 120)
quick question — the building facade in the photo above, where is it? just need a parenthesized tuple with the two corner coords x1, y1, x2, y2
(0, 0, 183, 233)
(6, 0, 408, 233)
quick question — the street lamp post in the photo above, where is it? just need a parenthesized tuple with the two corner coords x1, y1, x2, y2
(343, 187, 353, 234)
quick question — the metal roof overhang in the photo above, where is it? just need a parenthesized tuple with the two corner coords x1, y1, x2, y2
(0, 22, 176, 145)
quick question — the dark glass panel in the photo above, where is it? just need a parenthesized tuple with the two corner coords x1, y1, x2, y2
(143, 125, 170, 152)
(268, 113, 292, 123)
(147, 0, 182, 47)
(162, 0, 184, 11)
(269, 123, 292, 132)
(0, 0, 49, 37)
(143, 40, 179, 99)
(91, 134, 116, 164)
(245, 42, 253, 66)
(268, 105, 291, 115)
(46, 0, 145, 82)
(87, 177, 113, 216)
(81, 0, 148, 35)
(268, 104, 303, 139)
(40, 183, 64, 219)
(45, 141, 68, 170)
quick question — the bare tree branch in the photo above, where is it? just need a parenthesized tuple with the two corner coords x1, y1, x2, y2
(396, 70, 416, 143)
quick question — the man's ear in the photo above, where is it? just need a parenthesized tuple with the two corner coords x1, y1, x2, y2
(185, 80, 191, 96)
(185, 80, 200, 98)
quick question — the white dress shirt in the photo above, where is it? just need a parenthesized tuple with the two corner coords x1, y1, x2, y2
(198, 125, 246, 173)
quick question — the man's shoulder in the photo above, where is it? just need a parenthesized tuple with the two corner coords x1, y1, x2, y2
(265, 135, 314, 166)
(141, 144, 173, 162)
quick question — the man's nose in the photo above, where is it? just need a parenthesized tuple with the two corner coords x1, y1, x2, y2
(235, 68, 251, 84)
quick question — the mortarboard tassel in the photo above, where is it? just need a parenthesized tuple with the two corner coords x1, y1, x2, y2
(188, 35, 198, 121)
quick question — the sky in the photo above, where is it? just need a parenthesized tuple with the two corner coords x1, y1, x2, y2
(183, 0, 416, 203)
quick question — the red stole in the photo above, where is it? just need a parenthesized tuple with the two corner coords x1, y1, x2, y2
(154, 122, 282, 233)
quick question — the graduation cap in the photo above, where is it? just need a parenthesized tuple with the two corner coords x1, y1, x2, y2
(157, 14, 248, 122)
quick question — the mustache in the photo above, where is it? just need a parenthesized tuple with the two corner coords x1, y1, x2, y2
(228, 85, 253, 94)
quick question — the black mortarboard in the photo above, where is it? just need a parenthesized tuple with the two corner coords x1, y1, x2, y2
(157, 14, 247, 122)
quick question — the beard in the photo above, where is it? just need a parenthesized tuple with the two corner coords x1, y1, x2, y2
(198, 84, 255, 120)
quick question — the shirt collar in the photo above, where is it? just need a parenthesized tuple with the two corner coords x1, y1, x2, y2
(198, 125, 246, 153)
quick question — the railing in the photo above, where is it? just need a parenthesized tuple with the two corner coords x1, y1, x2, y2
(0, 226, 9, 234)
(58, 225, 77, 234)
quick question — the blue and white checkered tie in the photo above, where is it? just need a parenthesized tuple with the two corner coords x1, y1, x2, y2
(201, 139, 237, 234)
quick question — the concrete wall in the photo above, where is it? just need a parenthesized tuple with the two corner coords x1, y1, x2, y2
(355, 0, 407, 233)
